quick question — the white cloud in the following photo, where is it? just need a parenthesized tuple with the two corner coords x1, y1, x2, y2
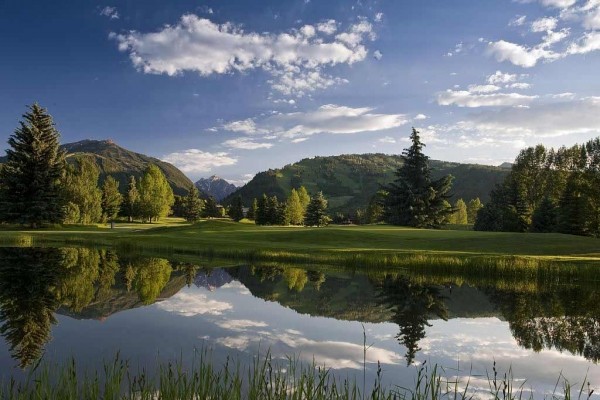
(508, 82, 532, 89)
(486, 39, 561, 68)
(375, 12, 384, 22)
(437, 90, 538, 107)
(487, 71, 518, 84)
(509, 15, 527, 26)
(467, 84, 501, 93)
(100, 6, 119, 19)
(156, 291, 232, 316)
(378, 136, 396, 144)
(216, 319, 268, 331)
(540, 0, 577, 8)
(414, 114, 428, 120)
(222, 137, 274, 150)
(112, 15, 374, 96)
(220, 104, 408, 139)
(162, 149, 237, 173)
(531, 17, 558, 32)
(567, 31, 600, 54)
(373, 50, 383, 60)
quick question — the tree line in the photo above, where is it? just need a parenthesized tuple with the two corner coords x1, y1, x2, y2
(474, 138, 600, 236)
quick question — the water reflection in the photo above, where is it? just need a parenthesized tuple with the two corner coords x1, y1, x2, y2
(0, 246, 599, 377)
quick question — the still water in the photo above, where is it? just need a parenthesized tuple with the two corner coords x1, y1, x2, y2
(0, 247, 599, 395)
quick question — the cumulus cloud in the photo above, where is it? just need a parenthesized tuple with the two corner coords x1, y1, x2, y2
(509, 15, 527, 26)
(486, 39, 562, 68)
(112, 15, 376, 96)
(531, 17, 558, 32)
(373, 50, 383, 60)
(487, 71, 518, 84)
(220, 105, 408, 139)
(222, 137, 274, 150)
(414, 114, 428, 120)
(467, 84, 501, 93)
(437, 90, 538, 107)
(157, 291, 233, 316)
(162, 149, 237, 173)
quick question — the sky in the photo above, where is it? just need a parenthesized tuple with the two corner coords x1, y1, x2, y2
(1, 0, 600, 184)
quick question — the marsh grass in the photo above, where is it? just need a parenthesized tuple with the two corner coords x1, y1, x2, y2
(0, 351, 595, 400)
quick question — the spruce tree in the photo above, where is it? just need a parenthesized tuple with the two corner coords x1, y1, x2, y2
(286, 189, 305, 225)
(531, 196, 558, 233)
(101, 176, 122, 222)
(383, 128, 453, 228)
(247, 198, 258, 220)
(184, 184, 203, 222)
(229, 195, 245, 222)
(256, 194, 269, 225)
(62, 157, 103, 224)
(0, 104, 66, 227)
(267, 196, 280, 225)
(138, 165, 175, 222)
(123, 176, 140, 222)
(202, 196, 220, 218)
(304, 191, 330, 227)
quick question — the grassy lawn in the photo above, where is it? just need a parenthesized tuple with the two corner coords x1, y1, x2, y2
(0, 218, 599, 263)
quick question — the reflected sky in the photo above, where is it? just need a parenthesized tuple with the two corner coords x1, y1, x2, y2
(0, 249, 599, 397)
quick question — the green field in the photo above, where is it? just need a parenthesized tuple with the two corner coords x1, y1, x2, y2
(0, 218, 598, 265)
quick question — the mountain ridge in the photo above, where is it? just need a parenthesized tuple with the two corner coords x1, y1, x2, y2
(195, 175, 237, 201)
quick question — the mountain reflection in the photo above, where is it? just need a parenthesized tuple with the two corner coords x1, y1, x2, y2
(1, 247, 599, 369)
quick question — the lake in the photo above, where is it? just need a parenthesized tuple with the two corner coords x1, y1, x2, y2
(0, 246, 599, 397)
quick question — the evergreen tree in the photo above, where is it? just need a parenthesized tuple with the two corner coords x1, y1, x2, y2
(229, 195, 245, 222)
(383, 128, 453, 228)
(531, 196, 558, 233)
(467, 198, 483, 224)
(304, 192, 330, 227)
(101, 176, 122, 222)
(267, 196, 280, 225)
(0, 104, 66, 227)
(286, 189, 305, 225)
(183, 184, 203, 222)
(453, 199, 468, 225)
(247, 198, 258, 220)
(138, 165, 175, 222)
(123, 176, 140, 222)
(203, 196, 221, 218)
(558, 175, 588, 236)
(172, 195, 186, 218)
(298, 186, 311, 211)
(256, 194, 269, 225)
(364, 191, 385, 224)
(62, 158, 103, 224)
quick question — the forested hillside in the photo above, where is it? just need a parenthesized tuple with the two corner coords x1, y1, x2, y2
(226, 154, 508, 213)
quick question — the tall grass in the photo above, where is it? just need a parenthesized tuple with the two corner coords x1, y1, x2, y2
(0, 352, 595, 400)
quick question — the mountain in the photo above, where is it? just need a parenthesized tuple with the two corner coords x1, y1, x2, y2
(225, 154, 509, 213)
(195, 175, 237, 201)
(62, 140, 193, 196)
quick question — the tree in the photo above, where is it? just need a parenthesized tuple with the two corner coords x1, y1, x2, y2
(531, 196, 558, 233)
(183, 184, 203, 222)
(101, 176, 122, 222)
(123, 176, 140, 222)
(62, 157, 103, 224)
(203, 196, 221, 218)
(0, 104, 66, 227)
(453, 199, 468, 225)
(266, 196, 280, 225)
(558, 175, 588, 236)
(364, 191, 385, 224)
(247, 198, 258, 220)
(467, 198, 483, 224)
(138, 165, 175, 222)
(286, 189, 305, 225)
(298, 186, 311, 211)
(229, 195, 245, 222)
(256, 195, 269, 225)
(304, 192, 330, 227)
(383, 128, 454, 228)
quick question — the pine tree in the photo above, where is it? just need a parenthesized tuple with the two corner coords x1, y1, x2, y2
(247, 198, 258, 220)
(62, 157, 103, 224)
(101, 176, 122, 222)
(203, 196, 220, 218)
(138, 165, 175, 222)
(256, 194, 269, 225)
(0, 104, 66, 227)
(453, 199, 468, 225)
(229, 195, 245, 222)
(304, 192, 330, 227)
(286, 189, 305, 225)
(530, 196, 558, 233)
(558, 175, 588, 236)
(267, 196, 280, 225)
(184, 184, 203, 222)
(467, 198, 483, 224)
(384, 128, 453, 228)
(123, 176, 140, 222)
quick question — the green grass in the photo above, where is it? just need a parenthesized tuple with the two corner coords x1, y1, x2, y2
(0, 219, 598, 265)
(0, 352, 593, 400)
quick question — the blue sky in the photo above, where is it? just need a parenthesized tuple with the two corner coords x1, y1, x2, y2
(1, 0, 600, 184)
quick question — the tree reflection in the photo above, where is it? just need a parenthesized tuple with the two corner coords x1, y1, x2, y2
(0, 248, 64, 368)
(377, 275, 448, 365)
